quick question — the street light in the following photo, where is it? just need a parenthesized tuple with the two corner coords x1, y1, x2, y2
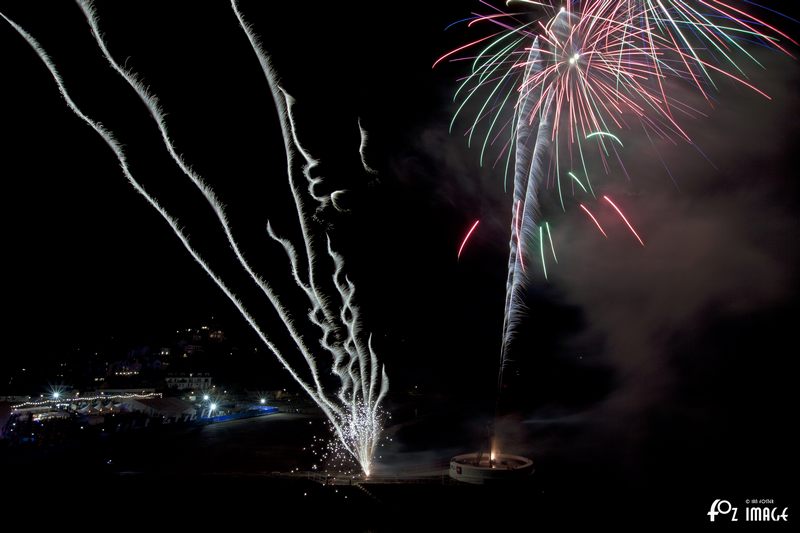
(203, 394, 210, 401)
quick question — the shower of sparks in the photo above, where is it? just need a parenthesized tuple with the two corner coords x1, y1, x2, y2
(1, 0, 389, 475)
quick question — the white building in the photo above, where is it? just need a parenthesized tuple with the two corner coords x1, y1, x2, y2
(165, 373, 212, 391)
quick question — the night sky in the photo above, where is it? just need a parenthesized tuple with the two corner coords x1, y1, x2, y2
(1, 0, 798, 517)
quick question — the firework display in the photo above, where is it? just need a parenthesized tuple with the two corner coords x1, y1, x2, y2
(438, 0, 793, 395)
(1, 0, 387, 476)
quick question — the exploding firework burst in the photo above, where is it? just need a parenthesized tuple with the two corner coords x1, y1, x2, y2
(442, 0, 793, 197)
(437, 0, 793, 403)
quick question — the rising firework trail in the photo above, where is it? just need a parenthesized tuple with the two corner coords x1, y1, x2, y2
(438, 0, 793, 412)
(1, 0, 388, 475)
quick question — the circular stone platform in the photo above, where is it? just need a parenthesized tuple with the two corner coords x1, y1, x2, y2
(449, 452, 534, 484)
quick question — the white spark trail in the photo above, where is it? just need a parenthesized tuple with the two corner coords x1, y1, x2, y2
(0, 10, 341, 430)
(497, 10, 568, 399)
(2, 2, 389, 474)
(236, 5, 338, 320)
(229, 0, 389, 454)
(74, 0, 342, 418)
(358, 117, 379, 175)
(228, 0, 370, 409)
(229, 0, 349, 367)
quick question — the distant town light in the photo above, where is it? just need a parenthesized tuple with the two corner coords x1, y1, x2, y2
(203, 394, 210, 401)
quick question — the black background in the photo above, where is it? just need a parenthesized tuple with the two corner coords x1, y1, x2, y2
(1, 1, 798, 527)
